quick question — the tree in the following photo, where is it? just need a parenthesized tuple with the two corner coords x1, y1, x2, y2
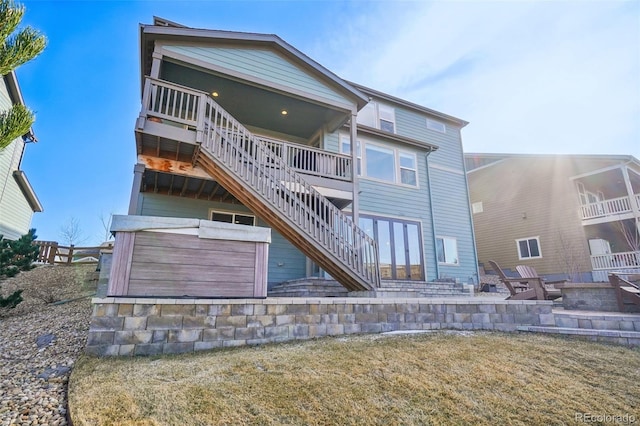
(0, 0, 46, 150)
(59, 216, 87, 246)
(0, 228, 39, 308)
(97, 211, 114, 243)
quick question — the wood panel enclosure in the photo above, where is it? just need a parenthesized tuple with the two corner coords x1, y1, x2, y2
(107, 217, 269, 298)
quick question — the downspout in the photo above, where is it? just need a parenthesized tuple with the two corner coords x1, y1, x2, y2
(462, 155, 481, 289)
(425, 151, 439, 280)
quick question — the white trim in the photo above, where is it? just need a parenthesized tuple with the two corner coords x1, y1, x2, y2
(426, 118, 446, 133)
(340, 133, 420, 188)
(569, 163, 626, 181)
(208, 208, 256, 226)
(516, 236, 542, 260)
(436, 236, 459, 266)
(465, 158, 507, 174)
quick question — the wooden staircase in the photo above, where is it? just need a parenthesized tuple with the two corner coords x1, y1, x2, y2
(141, 78, 380, 291)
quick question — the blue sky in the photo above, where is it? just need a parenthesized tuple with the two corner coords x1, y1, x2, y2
(13, 0, 640, 244)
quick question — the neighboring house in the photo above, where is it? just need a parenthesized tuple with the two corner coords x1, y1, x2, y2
(125, 17, 477, 294)
(0, 71, 42, 240)
(465, 153, 640, 282)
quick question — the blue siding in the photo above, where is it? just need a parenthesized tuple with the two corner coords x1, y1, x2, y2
(138, 193, 306, 284)
(163, 45, 352, 108)
(428, 167, 477, 283)
(323, 97, 477, 283)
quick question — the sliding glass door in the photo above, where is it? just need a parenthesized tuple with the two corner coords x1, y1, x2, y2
(359, 215, 424, 281)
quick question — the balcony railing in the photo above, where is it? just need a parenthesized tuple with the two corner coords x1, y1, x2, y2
(591, 251, 640, 270)
(141, 77, 352, 183)
(256, 136, 351, 181)
(580, 195, 638, 220)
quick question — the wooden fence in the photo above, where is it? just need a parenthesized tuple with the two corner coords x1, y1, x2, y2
(35, 241, 111, 265)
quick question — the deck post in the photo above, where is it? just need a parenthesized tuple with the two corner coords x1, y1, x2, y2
(128, 164, 146, 215)
(350, 112, 359, 228)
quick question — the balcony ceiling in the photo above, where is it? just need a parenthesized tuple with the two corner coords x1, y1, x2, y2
(161, 61, 346, 141)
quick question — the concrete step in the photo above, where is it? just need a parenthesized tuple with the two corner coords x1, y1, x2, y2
(516, 325, 640, 347)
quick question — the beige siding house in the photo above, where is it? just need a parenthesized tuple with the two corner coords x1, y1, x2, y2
(0, 72, 42, 240)
(466, 154, 640, 282)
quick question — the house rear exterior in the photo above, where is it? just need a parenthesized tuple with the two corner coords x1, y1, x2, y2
(466, 153, 640, 282)
(0, 72, 42, 240)
(120, 18, 477, 296)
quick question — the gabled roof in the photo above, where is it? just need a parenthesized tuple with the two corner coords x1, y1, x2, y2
(140, 18, 369, 109)
(465, 153, 640, 174)
(350, 81, 468, 127)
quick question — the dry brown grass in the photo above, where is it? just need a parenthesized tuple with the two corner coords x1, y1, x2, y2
(69, 332, 640, 426)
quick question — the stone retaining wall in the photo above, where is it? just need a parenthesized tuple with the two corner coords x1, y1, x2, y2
(87, 297, 553, 356)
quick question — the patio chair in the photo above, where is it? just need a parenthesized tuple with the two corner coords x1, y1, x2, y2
(515, 265, 563, 300)
(488, 260, 545, 300)
(608, 273, 640, 312)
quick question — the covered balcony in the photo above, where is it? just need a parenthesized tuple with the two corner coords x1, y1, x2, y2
(135, 77, 354, 208)
(575, 165, 640, 224)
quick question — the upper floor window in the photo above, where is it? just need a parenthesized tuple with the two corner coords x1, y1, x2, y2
(357, 102, 396, 133)
(209, 210, 255, 226)
(516, 236, 541, 259)
(340, 135, 418, 187)
(426, 118, 446, 133)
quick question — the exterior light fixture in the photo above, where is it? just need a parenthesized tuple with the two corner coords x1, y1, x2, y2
(211, 91, 219, 97)
(281, 110, 288, 115)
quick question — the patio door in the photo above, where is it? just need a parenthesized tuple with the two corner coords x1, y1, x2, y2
(359, 215, 424, 281)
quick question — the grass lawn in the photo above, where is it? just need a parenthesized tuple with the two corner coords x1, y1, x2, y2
(69, 332, 640, 425)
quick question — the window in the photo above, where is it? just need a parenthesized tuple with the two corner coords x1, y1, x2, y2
(472, 202, 483, 214)
(365, 144, 395, 182)
(209, 210, 255, 226)
(378, 104, 395, 133)
(357, 101, 396, 133)
(340, 135, 418, 187)
(516, 237, 541, 259)
(426, 118, 446, 133)
(436, 237, 459, 265)
(399, 151, 417, 185)
(360, 215, 424, 280)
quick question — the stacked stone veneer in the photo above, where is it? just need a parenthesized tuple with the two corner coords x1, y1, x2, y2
(87, 297, 553, 356)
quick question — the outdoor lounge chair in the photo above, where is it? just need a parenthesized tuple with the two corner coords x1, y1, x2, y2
(608, 273, 640, 312)
(515, 265, 563, 300)
(488, 260, 545, 300)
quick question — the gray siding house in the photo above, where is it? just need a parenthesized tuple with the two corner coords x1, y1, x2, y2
(0, 72, 42, 240)
(121, 18, 477, 296)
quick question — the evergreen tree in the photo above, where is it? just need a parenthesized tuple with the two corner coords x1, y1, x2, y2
(0, 229, 39, 308)
(0, 0, 46, 150)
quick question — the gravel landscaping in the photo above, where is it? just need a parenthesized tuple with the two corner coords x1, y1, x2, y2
(0, 264, 96, 426)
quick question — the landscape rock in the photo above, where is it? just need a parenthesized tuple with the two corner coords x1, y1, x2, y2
(0, 264, 95, 426)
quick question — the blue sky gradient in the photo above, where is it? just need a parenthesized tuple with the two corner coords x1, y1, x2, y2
(12, 0, 640, 244)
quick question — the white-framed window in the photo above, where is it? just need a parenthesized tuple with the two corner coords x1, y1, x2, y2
(426, 118, 446, 133)
(472, 201, 483, 214)
(436, 236, 459, 265)
(340, 135, 418, 187)
(209, 209, 255, 226)
(365, 143, 396, 183)
(399, 151, 417, 185)
(357, 101, 396, 133)
(516, 236, 542, 260)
